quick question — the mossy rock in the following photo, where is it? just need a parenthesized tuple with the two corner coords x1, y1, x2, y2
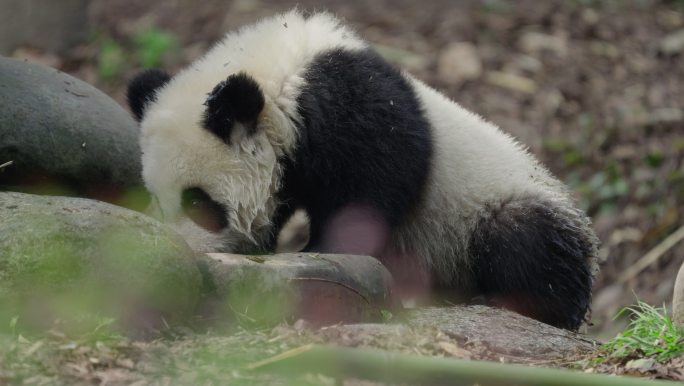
(0, 192, 202, 337)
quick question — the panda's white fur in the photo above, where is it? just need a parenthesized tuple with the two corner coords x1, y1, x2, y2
(140, 11, 365, 251)
(133, 9, 599, 329)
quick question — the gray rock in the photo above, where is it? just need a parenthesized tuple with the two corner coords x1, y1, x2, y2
(0, 56, 144, 207)
(374, 43, 430, 73)
(485, 71, 537, 94)
(660, 29, 684, 56)
(437, 42, 482, 86)
(0, 191, 202, 337)
(199, 253, 397, 327)
(519, 31, 569, 57)
(279, 305, 597, 361)
(0, 0, 90, 55)
(409, 305, 598, 359)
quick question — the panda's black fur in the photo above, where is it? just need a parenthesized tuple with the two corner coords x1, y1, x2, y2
(281, 48, 433, 250)
(128, 10, 599, 330)
(127, 69, 171, 121)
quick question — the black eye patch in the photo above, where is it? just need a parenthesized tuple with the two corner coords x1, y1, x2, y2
(181, 187, 229, 233)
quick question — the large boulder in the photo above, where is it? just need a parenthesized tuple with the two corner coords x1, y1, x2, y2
(0, 191, 397, 335)
(0, 192, 202, 337)
(0, 56, 145, 208)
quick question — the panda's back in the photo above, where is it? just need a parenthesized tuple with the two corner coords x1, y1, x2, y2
(391, 77, 578, 287)
(411, 77, 562, 205)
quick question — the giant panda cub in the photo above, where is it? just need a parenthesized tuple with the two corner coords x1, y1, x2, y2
(128, 10, 599, 330)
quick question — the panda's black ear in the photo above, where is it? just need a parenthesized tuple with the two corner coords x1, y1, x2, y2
(127, 69, 172, 122)
(202, 72, 265, 144)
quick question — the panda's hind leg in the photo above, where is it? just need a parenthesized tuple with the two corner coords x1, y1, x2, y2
(468, 195, 598, 330)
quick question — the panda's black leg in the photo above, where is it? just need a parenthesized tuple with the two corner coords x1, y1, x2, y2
(300, 206, 392, 257)
(300, 215, 326, 253)
(468, 195, 597, 330)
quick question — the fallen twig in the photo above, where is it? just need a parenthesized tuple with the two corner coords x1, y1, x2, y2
(619, 224, 684, 283)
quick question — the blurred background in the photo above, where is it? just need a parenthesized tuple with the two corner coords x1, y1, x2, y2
(2, 0, 683, 338)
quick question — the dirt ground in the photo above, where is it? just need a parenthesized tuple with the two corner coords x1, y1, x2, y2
(14, 0, 684, 337)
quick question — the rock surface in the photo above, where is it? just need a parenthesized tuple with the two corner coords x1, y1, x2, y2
(659, 29, 684, 55)
(0, 191, 202, 336)
(273, 305, 598, 361)
(437, 42, 482, 86)
(199, 253, 397, 327)
(0, 56, 144, 207)
(409, 305, 598, 359)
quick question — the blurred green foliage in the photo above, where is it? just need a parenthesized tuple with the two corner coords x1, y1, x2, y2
(98, 38, 126, 81)
(381, 309, 393, 322)
(481, 0, 512, 13)
(644, 150, 665, 168)
(133, 27, 178, 69)
(96, 26, 178, 82)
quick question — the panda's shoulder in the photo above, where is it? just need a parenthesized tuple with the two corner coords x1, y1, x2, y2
(211, 10, 365, 61)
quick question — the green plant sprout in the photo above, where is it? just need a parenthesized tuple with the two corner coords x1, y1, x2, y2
(601, 300, 684, 361)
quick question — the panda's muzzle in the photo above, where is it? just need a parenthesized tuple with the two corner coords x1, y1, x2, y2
(181, 187, 229, 233)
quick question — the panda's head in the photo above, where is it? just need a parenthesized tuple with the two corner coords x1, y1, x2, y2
(127, 65, 297, 253)
(126, 10, 364, 253)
